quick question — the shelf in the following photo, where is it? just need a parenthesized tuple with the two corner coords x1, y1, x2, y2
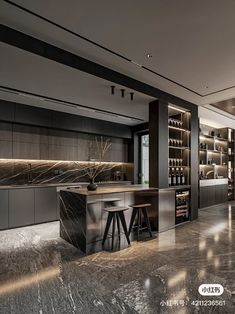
(168, 125, 190, 132)
(169, 146, 190, 150)
(200, 134, 228, 142)
(199, 164, 227, 167)
(176, 205, 188, 209)
(199, 149, 227, 154)
(176, 213, 188, 218)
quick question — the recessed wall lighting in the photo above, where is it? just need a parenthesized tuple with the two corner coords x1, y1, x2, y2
(168, 105, 187, 113)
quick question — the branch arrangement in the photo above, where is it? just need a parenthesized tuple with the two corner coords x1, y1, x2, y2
(74, 136, 119, 181)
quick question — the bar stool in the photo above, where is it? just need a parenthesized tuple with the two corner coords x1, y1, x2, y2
(102, 207, 131, 250)
(128, 203, 152, 240)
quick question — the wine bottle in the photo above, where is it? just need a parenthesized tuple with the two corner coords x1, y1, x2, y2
(176, 168, 180, 185)
(168, 169, 171, 186)
(171, 168, 176, 186)
(180, 168, 185, 185)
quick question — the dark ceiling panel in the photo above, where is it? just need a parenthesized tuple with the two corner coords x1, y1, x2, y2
(211, 98, 235, 116)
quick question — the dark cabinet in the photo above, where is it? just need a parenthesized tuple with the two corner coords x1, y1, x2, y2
(200, 184, 228, 208)
(0, 190, 9, 230)
(0, 101, 15, 121)
(35, 187, 57, 223)
(9, 189, 35, 228)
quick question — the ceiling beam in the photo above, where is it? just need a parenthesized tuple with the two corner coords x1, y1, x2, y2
(0, 24, 197, 111)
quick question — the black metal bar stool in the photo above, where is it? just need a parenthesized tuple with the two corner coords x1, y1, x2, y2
(128, 203, 152, 240)
(102, 207, 131, 250)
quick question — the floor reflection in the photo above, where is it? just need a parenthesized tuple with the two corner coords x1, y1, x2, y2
(0, 202, 235, 313)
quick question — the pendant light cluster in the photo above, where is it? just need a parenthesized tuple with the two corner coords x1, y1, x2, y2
(110, 85, 134, 101)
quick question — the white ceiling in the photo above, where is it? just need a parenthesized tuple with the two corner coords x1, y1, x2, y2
(1, 0, 235, 122)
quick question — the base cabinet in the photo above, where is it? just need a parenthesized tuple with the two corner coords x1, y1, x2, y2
(200, 184, 228, 208)
(0, 187, 58, 229)
(9, 189, 35, 228)
(0, 190, 9, 230)
(35, 187, 57, 223)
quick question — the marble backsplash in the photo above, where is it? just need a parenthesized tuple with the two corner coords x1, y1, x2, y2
(0, 160, 133, 185)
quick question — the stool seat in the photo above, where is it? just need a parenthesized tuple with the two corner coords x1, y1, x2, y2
(128, 203, 152, 240)
(104, 207, 128, 213)
(130, 203, 151, 208)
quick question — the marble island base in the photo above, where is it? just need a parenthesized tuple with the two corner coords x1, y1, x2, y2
(59, 186, 158, 254)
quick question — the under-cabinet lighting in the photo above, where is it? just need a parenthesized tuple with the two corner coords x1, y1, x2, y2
(168, 105, 187, 113)
(0, 158, 131, 165)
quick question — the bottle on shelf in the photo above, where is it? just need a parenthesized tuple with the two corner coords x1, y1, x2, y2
(180, 168, 185, 185)
(176, 168, 180, 185)
(168, 169, 172, 186)
(171, 168, 176, 186)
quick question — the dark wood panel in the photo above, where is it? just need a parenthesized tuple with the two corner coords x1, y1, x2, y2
(0, 122, 13, 141)
(0, 140, 13, 158)
(15, 104, 52, 128)
(0, 100, 15, 121)
(52, 111, 132, 139)
(200, 184, 228, 208)
(0, 190, 9, 230)
(149, 100, 169, 188)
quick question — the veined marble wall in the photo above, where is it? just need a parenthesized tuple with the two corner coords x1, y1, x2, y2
(0, 122, 133, 185)
(0, 160, 133, 185)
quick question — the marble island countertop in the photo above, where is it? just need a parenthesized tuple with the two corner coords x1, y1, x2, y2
(61, 184, 191, 195)
(63, 184, 156, 195)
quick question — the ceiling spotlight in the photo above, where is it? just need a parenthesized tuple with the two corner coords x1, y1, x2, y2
(121, 89, 125, 98)
(110, 85, 115, 95)
(146, 53, 152, 58)
(130, 92, 134, 101)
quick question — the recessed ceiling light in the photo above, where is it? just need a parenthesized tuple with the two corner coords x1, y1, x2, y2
(146, 53, 152, 58)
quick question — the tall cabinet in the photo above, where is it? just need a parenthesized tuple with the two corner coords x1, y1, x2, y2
(149, 99, 198, 231)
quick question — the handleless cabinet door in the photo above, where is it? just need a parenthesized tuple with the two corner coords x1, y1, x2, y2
(35, 187, 57, 223)
(9, 189, 35, 228)
(0, 190, 9, 230)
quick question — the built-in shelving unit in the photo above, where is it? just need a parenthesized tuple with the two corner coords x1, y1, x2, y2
(228, 128, 234, 200)
(198, 124, 235, 207)
(199, 125, 228, 180)
(168, 105, 191, 187)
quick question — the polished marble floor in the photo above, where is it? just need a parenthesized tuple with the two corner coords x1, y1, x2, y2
(0, 202, 235, 313)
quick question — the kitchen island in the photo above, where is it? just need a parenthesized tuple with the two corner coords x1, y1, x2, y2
(59, 184, 191, 253)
